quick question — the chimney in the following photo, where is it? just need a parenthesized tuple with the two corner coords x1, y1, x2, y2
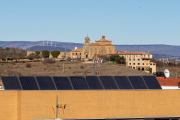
(75, 47, 77, 50)
(102, 35, 105, 39)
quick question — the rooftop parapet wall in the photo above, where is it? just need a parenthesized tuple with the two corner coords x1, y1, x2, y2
(0, 90, 180, 120)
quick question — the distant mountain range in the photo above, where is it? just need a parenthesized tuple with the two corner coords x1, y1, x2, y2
(0, 41, 180, 60)
(27, 46, 71, 52)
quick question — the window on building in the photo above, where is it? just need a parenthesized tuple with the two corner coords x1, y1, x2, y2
(133, 63, 135, 65)
(76, 53, 77, 55)
(129, 63, 131, 65)
(125, 55, 126, 58)
(146, 63, 148, 65)
(72, 53, 74, 55)
(150, 63, 152, 65)
(142, 63, 144, 65)
(138, 59, 140, 61)
(144, 55, 146, 57)
(129, 55, 131, 58)
(80, 53, 81, 55)
(134, 55, 135, 58)
(148, 55, 150, 57)
(129, 59, 131, 61)
(138, 63, 140, 65)
(133, 59, 135, 61)
(133, 67, 135, 69)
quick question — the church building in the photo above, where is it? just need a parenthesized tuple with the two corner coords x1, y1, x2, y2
(70, 35, 116, 59)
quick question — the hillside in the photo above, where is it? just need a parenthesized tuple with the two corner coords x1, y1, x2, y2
(1, 41, 180, 59)
(26, 45, 71, 52)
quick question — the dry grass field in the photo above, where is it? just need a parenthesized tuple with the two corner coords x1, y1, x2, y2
(0, 61, 152, 76)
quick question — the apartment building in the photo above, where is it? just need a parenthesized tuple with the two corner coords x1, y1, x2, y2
(116, 51, 156, 73)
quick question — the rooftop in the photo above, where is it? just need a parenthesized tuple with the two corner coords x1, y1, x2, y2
(96, 36, 111, 42)
(70, 48, 83, 52)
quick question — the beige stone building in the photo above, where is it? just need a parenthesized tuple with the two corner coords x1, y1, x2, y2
(112, 51, 156, 73)
(70, 35, 116, 59)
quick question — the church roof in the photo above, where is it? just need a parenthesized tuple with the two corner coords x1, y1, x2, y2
(70, 48, 82, 52)
(96, 35, 111, 42)
(91, 43, 113, 46)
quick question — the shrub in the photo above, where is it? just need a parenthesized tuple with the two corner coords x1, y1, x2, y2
(149, 67, 152, 73)
(42, 58, 55, 64)
(110, 55, 119, 61)
(35, 51, 40, 55)
(42, 50, 50, 58)
(51, 51, 60, 58)
(26, 63, 31, 68)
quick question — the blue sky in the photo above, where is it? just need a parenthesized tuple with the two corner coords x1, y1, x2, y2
(0, 0, 180, 45)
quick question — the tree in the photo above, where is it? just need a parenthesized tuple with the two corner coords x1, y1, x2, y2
(42, 50, 50, 58)
(51, 51, 60, 58)
(35, 51, 40, 55)
(110, 55, 119, 61)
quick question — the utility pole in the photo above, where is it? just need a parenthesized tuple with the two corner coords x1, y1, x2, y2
(56, 95, 58, 118)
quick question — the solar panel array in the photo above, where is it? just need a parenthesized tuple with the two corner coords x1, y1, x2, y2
(36, 77, 56, 90)
(128, 76, 148, 89)
(114, 76, 133, 89)
(143, 76, 162, 89)
(86, 76, 103, 89)
(1, 77, 22, 90)
(99, 76, 118, 89)
(53, 77, 73, 90)
(69, 76, 89, 90)
(1, 76, 162, 90)
(19, 77, 39, 90)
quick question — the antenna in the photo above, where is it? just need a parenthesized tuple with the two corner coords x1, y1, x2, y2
(43, 41, 44, 46)
(47, 41, 48, 46)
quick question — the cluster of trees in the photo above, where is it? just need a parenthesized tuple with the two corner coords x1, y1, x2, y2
(28, 50, 61, 60)
(0, 46, 27, 60)
(110, 55, 126, 64)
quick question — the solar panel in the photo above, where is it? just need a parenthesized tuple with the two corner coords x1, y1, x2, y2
(128, 76, 148, 89)
(19, 77, 39, 90)
(53, 77, 73, 90)
(99, 76, 118, 89)
(70, 76, 89, 90)
(1, 76, 22, 90)
(143, 76, 162, 89)
(85, 76, 103, 89)
(114, 76, 133, 89)
(36, 77, 56, 90)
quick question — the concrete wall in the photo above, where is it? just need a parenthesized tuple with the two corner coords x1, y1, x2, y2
(1, 90, 180, 120)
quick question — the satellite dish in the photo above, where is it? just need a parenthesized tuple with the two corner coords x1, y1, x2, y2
(164, 69, 170, 78)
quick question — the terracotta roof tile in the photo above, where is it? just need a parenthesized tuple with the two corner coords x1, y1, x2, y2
(96, 39, 111, 42)
(117, 51, 151, 55)
(157, 78, 180, 86)
(91, 43, 102, 45)
(70, 49, 82, 52)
